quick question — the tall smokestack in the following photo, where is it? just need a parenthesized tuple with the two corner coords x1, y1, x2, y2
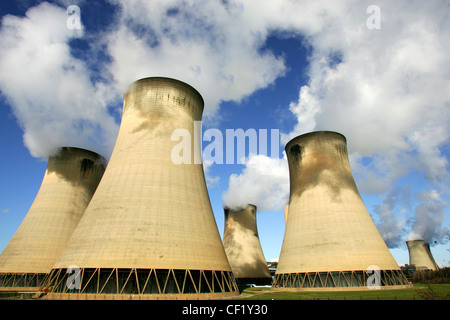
(223, 204, 272, 289)
(41, 77, 238, 299)
(0, 147, 105, 291)
(406, 240, 439, 271)
(274, 131, 410, 289)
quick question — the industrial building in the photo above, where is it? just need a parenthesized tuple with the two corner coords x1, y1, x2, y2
(40, 77, 238, 299)
(222, 204, 272, 291)
(0, 147, 105, 291)
(273, 131, 410, 289)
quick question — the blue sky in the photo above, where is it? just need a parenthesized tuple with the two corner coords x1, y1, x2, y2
(0, 0, 449, 268)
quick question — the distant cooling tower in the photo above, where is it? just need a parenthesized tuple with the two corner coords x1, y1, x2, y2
(407, 240, 439, 271)
(273, 131, 410, 289)
(42, 77, 238, 299)
(0, 147, 105, 291)
(223, 204, 272, 289)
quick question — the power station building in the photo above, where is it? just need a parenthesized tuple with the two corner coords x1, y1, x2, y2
(222, 204, 272, 290)
(273, 131, 410, 289)
(41, 77, 238, 299)
(406, 240, 439, 271)
(0, 147, 105, 291)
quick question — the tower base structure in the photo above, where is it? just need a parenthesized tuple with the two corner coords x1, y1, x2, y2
(39, 268, 237, 299)
(0, 273, 47, 292)
(273, 269, 410, 290)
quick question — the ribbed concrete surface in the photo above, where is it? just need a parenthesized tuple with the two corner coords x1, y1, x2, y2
(0, 147, 105, 274)
(52, 77, 231, 272)
(223, 204, 271, 279)
(276, 131, 400, 274)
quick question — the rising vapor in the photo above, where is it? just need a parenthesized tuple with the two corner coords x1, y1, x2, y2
(0, 2, 119, 159)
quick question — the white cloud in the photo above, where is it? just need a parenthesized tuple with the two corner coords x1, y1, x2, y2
(2, 1, 447, 171)
(222, 153, 289, 213)
(373, 186, 411, 248)
(281, 0, 450, 195)
(407, 190, 449, 244)
(0, 2, 119, 159)
(105, 0, 287, 118)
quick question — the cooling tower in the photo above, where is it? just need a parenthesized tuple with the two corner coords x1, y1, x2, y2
(41, 77, 238, 299)
(223, 204, 272, 290)
(0, 147, 105, 291)
(407, 240, 439, 271)
(273, 131, 409, 289)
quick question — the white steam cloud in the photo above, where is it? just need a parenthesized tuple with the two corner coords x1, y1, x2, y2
(105, 0, 287, 117)
(372, 186, 411, 248)
(407, 190, 449, 245)
(280, 0, 450, 194)
(0, 2, 119, 159)
(222, 154, 289, 213)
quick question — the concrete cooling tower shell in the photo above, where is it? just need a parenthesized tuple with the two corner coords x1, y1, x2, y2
(42, 77, 238, 299)
(407, 240, 439, 271)
(223, 204, 272, 289)
(273, 131, 410, 289)
(0, 147, 105, 291)
(284, 205, 289, 225)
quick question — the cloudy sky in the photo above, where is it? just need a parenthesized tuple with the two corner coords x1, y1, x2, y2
(0, 0, 449, 267)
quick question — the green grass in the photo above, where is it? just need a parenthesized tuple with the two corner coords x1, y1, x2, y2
(236, 284, 450, 300)
(1, 284, 448, 300)
(0, 291, 22, 299)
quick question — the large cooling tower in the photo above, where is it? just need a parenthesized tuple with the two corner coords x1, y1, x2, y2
(42, 77, 238, 299)
(273, 131, 409, 289)
(407, 240, 439, 271)
(0, 147, 105, 291)
(223, 204, 272, 288)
